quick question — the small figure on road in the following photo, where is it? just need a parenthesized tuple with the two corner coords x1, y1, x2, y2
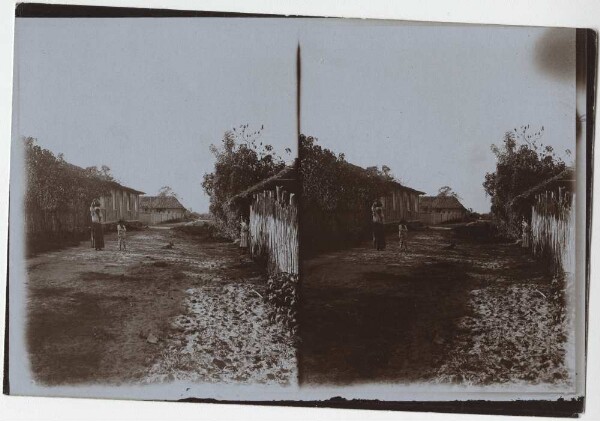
(90, 199, 104, 251)
(240, 217, 249, 250)
(371, 200, 386, 251)
(398, 221, 408, 252)
(117, 219, 127, 251)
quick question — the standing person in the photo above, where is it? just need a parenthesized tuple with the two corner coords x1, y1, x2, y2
(90, 199, 105, 251)
(371, 200, 386, 251)
(239, 217, 249, 250)
(398, 221, 408, 252)
(521, 217, 530, 248)
(117, 219, 127, 251)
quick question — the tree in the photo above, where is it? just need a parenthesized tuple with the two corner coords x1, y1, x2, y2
(202, 124, 285, 237)
(483, 125, 567, 237)
(437, 186, 460, 199)
(158, 186, 178, 198)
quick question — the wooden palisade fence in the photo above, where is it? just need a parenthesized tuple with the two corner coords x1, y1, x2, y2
(25, 205, 90, 239)
(530, 188, 575, 276)
(249, 185, 298, 275)
(248, 185, 299, 336)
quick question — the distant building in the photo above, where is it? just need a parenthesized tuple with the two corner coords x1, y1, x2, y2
(419, 195, 468, 225)
(139, 196, 187, 225)
(347, 163, 425, 224)
(97, 182, 145, 224)
(347, 164, 425, 224)
(379, 182, 425, 224)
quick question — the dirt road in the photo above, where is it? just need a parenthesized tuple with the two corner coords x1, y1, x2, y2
(299, 227, 570, 385)
(26, 226, 296, 386)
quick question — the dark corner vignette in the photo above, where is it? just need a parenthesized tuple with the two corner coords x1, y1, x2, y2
(175, 397, 585, 417)
(3, 220, 9, 396)
(14, 2, 293, 18)
(582, 29, 597, 359)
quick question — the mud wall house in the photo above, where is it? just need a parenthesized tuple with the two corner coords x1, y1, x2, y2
(229, 164, 298, 275)
(139, 196, 187, 225)
(418, 195, 468, 225)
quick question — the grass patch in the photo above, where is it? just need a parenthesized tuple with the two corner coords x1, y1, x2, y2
(172, 222, 229, 242)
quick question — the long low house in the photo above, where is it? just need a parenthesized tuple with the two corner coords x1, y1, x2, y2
(419, 195, 468, 225)
(344, 163, 425, 224)
(24, 171, 144, 243)
(379, 182, 425, 224)
(139, 196, 187, 225)
(97, 182, 145, 224)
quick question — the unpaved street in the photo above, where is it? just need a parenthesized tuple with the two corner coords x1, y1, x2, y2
(299, 227, 571, 385)
(26, 226, 296, 386)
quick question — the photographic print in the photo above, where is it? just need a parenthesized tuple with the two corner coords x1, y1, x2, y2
(297, 20, 588, 396)
(4, 4, 594, 416)
(8, 15, 299, 398)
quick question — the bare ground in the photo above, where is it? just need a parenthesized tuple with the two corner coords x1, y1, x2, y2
(299, 228, 571, 386)
(26, 227, 296, 386)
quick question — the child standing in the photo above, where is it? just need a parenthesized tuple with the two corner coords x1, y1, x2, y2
(117, 220, 127, 251)
(398, 222, 408, 252)
(239, 218, 249, 250)
(521, 218, 530, 248)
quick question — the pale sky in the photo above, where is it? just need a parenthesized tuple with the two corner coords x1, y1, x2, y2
(300, 21, 576, 212)
(13, 18, 299, 212)
(13, 19, 576, 212)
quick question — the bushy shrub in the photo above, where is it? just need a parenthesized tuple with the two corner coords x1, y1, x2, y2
(265, 272, 299, 340)
(172, 222, 228, 241)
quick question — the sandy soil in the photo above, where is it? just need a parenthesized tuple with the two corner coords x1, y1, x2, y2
(299, 228, 570, 386)
(25, 226, 296, 386)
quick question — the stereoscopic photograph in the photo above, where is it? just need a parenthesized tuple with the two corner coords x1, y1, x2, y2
(4, 4, 594, 416)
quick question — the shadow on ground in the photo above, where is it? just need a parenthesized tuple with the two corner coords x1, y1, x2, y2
(298, 228, 560, 385)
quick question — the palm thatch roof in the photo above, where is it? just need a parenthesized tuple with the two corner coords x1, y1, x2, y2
(229, 163, 298, 205)
(140, 195, 186, 210)
(344, 162, 425, 195)
(64, 162, 145, 195)
(509, 167, 575, 206)
(420, 195, 467, 211)
(106, 181, 145, 195)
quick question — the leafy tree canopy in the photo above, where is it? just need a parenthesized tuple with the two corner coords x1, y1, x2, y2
(437, 186, 461, 199)
(483, 125, 568, 237)
(202, 124, 287, 237)
(300, 134, 401, 250)
(158, 186, 179, 199)
(300, 134, 398, 213)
